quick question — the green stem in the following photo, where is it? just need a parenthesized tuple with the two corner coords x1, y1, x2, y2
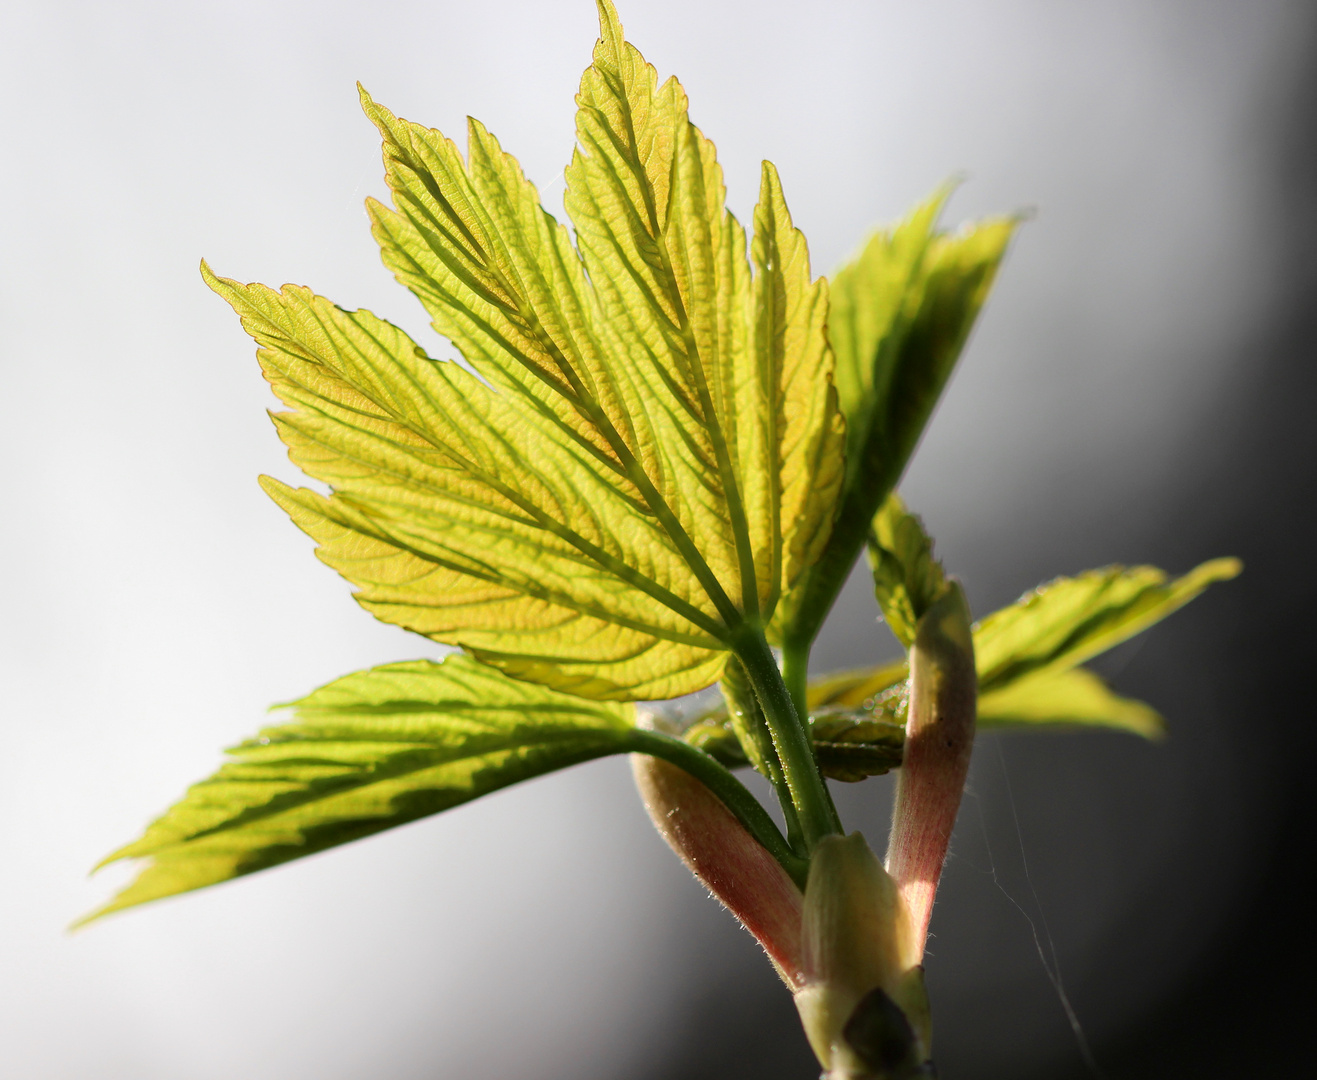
(733, 627, 842, 850)
(781, 639, 811, 729)
(627, 728, 809, 886)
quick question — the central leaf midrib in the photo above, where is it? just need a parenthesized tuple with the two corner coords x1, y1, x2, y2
(588, 58, 762, 625)
(456, 214, 745, 635)
(372, 72, 755, 641)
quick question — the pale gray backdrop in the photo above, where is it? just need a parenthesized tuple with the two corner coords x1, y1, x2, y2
(2, 2, 1313, 1078)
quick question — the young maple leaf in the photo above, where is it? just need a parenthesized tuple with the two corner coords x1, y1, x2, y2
(206, 0, 844, 703)
(85, 18, 1238, 1080)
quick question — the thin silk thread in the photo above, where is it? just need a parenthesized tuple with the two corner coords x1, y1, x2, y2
(967, 740, 1103, 1079)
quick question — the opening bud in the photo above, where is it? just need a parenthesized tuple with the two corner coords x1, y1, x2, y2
(794, 833, 933, 1079)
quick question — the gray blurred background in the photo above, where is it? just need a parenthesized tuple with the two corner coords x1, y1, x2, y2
(2, 1, 1313, 1077)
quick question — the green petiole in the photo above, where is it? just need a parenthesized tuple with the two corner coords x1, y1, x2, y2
(732, 626, 843, 853)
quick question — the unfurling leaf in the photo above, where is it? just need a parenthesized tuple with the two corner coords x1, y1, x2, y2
(215, 0, 843, 703)
(808, 710, 906, 783)
(782, 194, 1016, 651)
(83, 656, 638, 922)
(683, 704, 905, 782)
(867, 493, 946, 648)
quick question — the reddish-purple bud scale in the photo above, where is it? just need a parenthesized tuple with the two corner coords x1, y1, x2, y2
(885, 582, 977, 956)
(632, 754, 806, 987)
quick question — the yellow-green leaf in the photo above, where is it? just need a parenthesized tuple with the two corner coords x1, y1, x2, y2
(974, 558, 1242, 692)
(806, 660, 910, 712)
(206, 264, 726, 701)
(977, 667, 1164, 738)
(564, 0, 843, 626)
(802, 557, 1239, 743)
(83, 656, 638, 923)
(867, 493, 947, 649)
(212, 0, 843, 701)
(830, 188, 951, 471)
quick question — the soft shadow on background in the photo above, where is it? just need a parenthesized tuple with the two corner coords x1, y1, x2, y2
(1, 2, 1313, 1078)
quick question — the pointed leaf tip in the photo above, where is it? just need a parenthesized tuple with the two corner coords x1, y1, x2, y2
(596, 0, 622, 42)
(80, 656, 640, 924)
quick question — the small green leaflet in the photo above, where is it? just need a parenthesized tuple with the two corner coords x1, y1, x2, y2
(796, 557, 1239, 740)
(976, 668, 1163, 739)
(807, 709, 906, 781)
(867, 493, 947, 648)
(974, 557, 1242, 692)
(216, 0, 843, 702)
(781, 191, 1016, 650)
(83, 656, 638, 923)
(806, 659, 911, 712)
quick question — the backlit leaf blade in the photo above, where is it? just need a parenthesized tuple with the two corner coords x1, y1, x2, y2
(975, 558, 1243, 692)
(799, 660, 1162, 744)
(977, 667, 1164, 738)
(82, 656, 637, 923)
(830, 188, 951, 472)
(215, 1, 843, 701)
(784, 198, 1016, 649)
(754, 162, 846, 636)
(564, 0, 844, 623)
(360, 91, 642, 495)
(205, 264, 727, 700)
(565, 4, 749, 611)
